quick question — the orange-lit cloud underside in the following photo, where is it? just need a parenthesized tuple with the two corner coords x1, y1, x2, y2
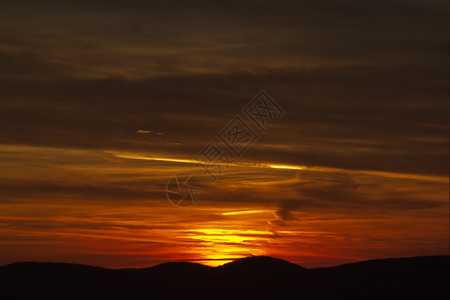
(0, 145, 448, 268)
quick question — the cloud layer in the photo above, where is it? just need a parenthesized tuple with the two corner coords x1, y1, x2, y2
(0, 0, 448, 267)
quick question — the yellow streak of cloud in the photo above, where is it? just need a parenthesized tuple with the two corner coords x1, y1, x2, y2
(222, 210, 272, 216)
(112, 153, 197, 165)
(111, 152, 448, 183)
(269, 164, 304, 170)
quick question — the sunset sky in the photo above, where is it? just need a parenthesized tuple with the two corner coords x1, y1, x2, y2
(0, 0, 448, 268)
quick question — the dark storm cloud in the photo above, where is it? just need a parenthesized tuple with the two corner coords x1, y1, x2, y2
(0, 0, 447, 203)
(272, 183, 447, 222)
(0, 218, 180, 231)
(0, 64, 447, 176)
(0, 179, 165, 203)
(0, 0, 447, 77)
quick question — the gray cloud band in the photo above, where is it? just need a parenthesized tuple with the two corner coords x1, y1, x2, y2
(166, 91, 285, 207)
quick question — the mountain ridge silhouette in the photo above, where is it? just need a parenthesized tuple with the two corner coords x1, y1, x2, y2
(1, 255, 448, 299)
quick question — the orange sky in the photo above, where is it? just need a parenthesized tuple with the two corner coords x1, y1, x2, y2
(0, 0, 448, 269)
(0, 145, 447, 268)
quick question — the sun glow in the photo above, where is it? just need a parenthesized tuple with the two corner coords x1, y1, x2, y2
(181, 228, 269, 266)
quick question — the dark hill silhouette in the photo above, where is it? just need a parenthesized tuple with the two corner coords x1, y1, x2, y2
(219, 255, 306, 273)
(0, 255, 448, 299)
(136, 261, 213, 276)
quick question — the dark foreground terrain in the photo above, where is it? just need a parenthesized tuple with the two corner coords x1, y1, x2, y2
(0, 255, 448, 299)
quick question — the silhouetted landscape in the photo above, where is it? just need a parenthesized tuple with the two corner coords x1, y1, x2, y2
(1, 2, 448, 300)
(1, 255, 448, 299)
